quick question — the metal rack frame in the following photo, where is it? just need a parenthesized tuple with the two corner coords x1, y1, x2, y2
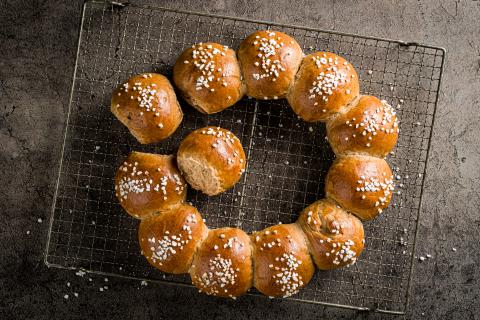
(45, 0, 445, 314)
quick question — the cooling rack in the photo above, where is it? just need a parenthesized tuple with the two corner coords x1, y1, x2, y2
(45, 0, 445, 314)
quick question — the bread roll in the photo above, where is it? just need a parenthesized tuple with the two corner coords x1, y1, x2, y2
(251, 223, 314, 298)
(114, 152, 187, 219)
(287, 52, 359, 122)
(325, 155, 394, 221)
(177, 126, 246, 196)
(173, 42, 245, 114)
(297, 199, 364, 270)
(237, 30, 303, 99)
(327, 95, 399, 157)
(190, 228, 253, 298)
(138, 204, 208, 274)
(111, 73, 183, 144)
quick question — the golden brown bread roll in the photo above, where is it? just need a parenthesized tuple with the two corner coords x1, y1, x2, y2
(173, 42, 245, 114)
(251, 223, 314, 298)
(287, 52, 359, 122)
(325, 155, 394, 221)
(177, 126, 246, 196)
(237, 30, 303, 99)
(111, 73, 183, 144)
(297, 199, 364, 270)
(138, 204, 208, 274)
(327, 95, 399, 157)
(190, 228, 253, 298)
(114, 152, 187, 219)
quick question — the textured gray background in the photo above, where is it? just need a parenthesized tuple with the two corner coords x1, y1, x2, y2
(1, 0, 479, 319)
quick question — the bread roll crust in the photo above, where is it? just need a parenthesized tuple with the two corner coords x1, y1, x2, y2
(177, 126, 246, 195)
(114, 152, 187, 219)
(287, 52, 359, 122)
(238, 30, 303, 99)
(190, 228, 253, 298)
(173, 42, 245, 114)
(297, 199, 364, 270)
(327, 95, 399, 157)
(251, 223, 314, 298)
(325, 155, 394, 220)
(111, 73, 183, 144)
(138, 204, 208, 274)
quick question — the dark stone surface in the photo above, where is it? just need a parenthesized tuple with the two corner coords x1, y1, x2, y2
(1, 0, 479, 319)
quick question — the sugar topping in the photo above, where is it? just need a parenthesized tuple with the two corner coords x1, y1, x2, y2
(308, 54, 351, 103)
(342, 100, 399, 147)
(272, 253, 304, 298)
(117, 74, 165, 129)
(116, 161, 185, 202)
(148, 227, 190, 265)
(251, 32, 286, 82)
(185, 43, 229, 91)
(224, 236, 242, 249)
(200, 127, 236, 145)
(196, 254, 237, 296)
(258, 228, 307, 297)
(356, 174, 395, 213)
(330, 239, 357, 266)
(192, 233, 248, 298)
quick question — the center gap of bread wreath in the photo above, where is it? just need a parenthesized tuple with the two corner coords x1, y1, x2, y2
(112, 29, 400, 299)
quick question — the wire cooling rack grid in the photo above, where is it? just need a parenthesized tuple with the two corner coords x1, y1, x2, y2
(45, 0, 445, 314)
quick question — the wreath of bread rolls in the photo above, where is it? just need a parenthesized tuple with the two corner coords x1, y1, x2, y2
(112, 30, 399, 299)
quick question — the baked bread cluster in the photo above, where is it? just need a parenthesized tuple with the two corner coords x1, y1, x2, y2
(112, 30, 399, 299)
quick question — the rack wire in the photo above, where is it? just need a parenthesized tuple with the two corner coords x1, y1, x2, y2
(45, 0, 445, 314)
